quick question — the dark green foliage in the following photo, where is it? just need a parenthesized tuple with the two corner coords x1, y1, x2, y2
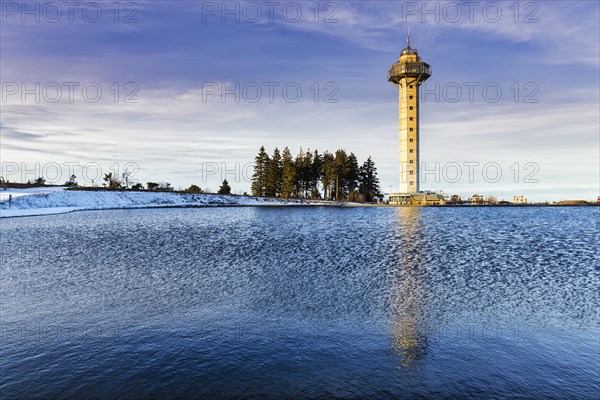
(359, 156, 381, 202)
(64, 174, 78, 187)
(281, 147, 296, 198)
(145, 181, 172, 191)
(185, 184, 202, 193)
(103, 173, 122, 189)
(218, 179, 231, 195)
(294, 148, 313, 198)
(347, 153, 360, 193)
(334, 149, 349, 200)
(159, 182, 173, 191)
(265, 148, 282, 197)
(35, 177, 45, 185)
(131, 183, 144, 190)
(321, 151, 335, 200)
(251, 147, 380, 202)
(251, 146, 270, 197)
(310, 150, 323, 199)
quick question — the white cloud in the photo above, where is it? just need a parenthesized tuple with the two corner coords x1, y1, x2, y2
(1, 1, 598, 200)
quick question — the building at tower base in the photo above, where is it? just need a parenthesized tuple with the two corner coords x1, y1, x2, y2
(388, 193, 445, 206)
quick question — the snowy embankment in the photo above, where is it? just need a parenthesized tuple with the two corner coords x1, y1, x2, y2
(0, 187, 330, 218)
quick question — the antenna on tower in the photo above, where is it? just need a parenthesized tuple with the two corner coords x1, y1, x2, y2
(407, 26, 411, 48)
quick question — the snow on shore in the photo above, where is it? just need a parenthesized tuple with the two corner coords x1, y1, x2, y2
(0, 187, 329, 218)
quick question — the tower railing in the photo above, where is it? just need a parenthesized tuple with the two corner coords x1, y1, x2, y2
(388, 63, 431, 81)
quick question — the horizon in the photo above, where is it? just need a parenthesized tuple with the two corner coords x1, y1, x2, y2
(1, 1, 599, 202)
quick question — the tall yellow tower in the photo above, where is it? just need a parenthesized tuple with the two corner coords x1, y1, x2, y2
(388, 36, 431, 203)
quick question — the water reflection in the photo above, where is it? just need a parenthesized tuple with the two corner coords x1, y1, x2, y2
(1, 207, 598, 398)
(390, 207, 429, 368)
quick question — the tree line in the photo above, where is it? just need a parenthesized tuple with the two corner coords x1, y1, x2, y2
(104, 174, 231, 195)
(251, 146, 381, 202)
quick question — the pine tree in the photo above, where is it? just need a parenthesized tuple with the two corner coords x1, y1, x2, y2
(251, 146, 270, 197)
(321, 151, 336, 200)
(310, 149, 323, 199)
(281, 147, 296, 198)
(347, 152, 360, 194)
(218, 179, 231, 195)
(185, 184, 202, 193)
(294, 149, 303, 197)
(294, 148, 311, 198)
(265, 147, 282, 197)
(301, 149, 313, 198)
(359, 156, 381, 202)
(334, 149, 349, 200)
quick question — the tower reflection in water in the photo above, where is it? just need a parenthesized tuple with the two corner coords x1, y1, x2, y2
(390, 207, 429, 368)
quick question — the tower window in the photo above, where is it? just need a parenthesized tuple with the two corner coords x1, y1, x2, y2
(409, 138, 414, 142)
(409, 171, 414, 175)
(409, 160, 414, 164)
(409, 149, 414, 153)
(409, 117, 414, 121)
(409, 95, 414, 100)
(409, 128, 414, 132)
(409, 106, 414, 110)
(409, 85, 413, 89)
(410, 181, 414, 185)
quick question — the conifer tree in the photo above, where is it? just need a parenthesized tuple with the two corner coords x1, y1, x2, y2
(251, 146, 270, 197)
(359, 156, 381, 202)
(321, 151, 336, 200)
(301, 149, 313, 198)
(265, 147, 282, 197)
(218, 179, 231, 195)
(334, 149, 349, 200)
(294, 148, 311, 198)
(281, 147, 296, 198)
(347, 152, 360, 194)
(310, 149, 323, 199)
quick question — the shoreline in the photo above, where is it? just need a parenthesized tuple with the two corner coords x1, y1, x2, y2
(0, 203, 344, 219)
(1, 187, 597, 219)
(0, 187, 348, 218)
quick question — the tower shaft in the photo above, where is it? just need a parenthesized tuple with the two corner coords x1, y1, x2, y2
(398, 77, 421, 193)
(388, 38, 430, 196)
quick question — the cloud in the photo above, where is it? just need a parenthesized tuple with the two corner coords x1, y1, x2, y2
(280, 1, 599, 66)
(0, 1, 598, 200)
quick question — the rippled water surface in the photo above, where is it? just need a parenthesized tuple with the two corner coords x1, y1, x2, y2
(1, 207, 599, 399)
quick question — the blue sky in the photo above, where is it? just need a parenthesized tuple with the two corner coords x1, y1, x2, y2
(1, 0, 598, 201)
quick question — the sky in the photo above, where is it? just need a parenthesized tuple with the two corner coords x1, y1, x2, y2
(1, 0, 599, 201)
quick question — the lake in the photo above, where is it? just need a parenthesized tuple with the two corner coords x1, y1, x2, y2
(1, 207, 598, 399)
